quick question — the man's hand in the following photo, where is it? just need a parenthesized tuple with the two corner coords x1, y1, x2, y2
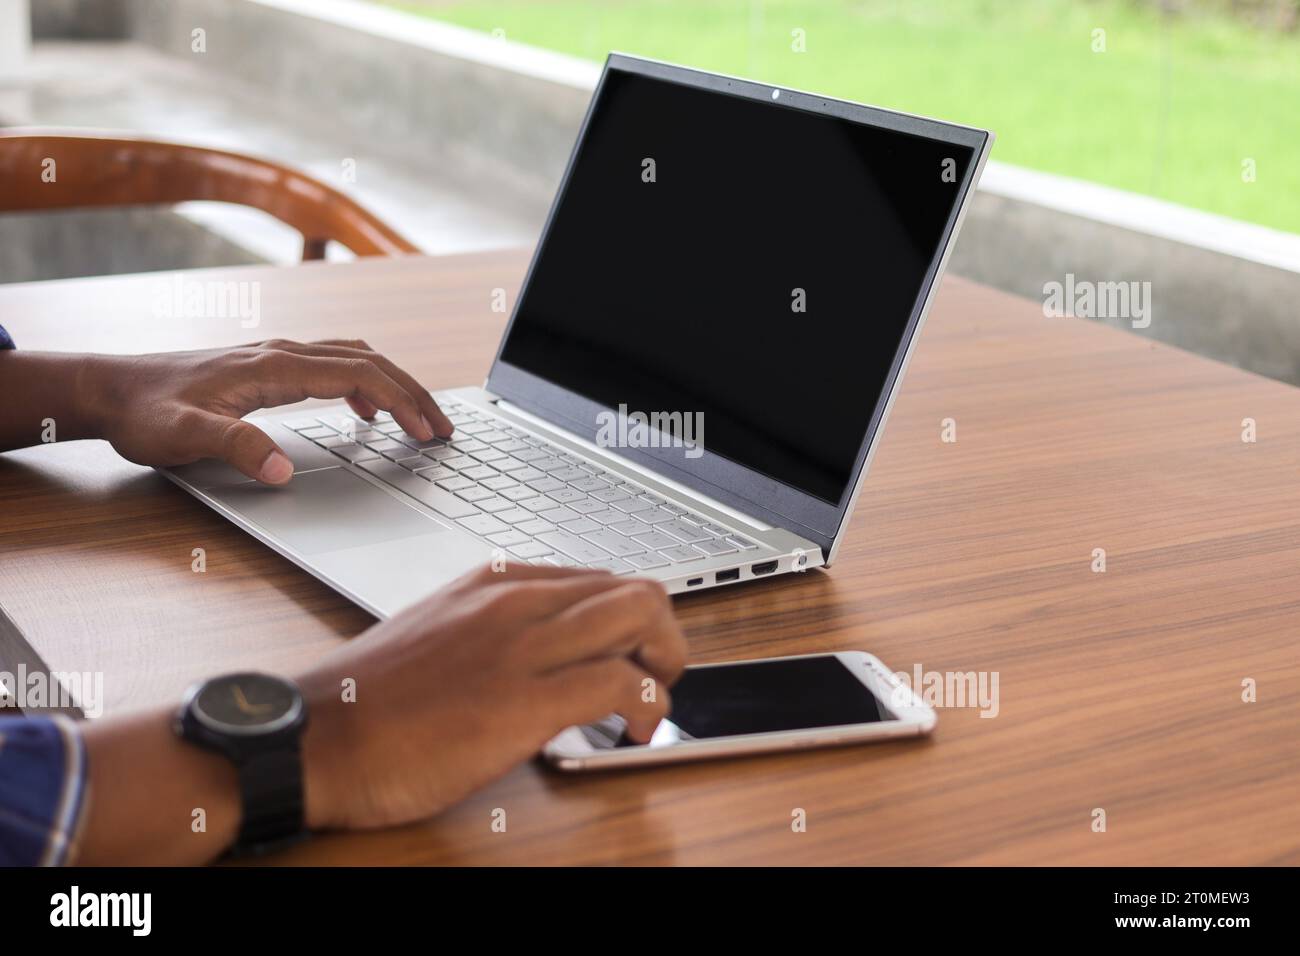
(79, 338, 454, 483)
(298, 564, 688, 831)
(77, 564, 687, 863)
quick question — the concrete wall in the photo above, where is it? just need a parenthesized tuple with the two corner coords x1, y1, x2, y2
(0, 208, 262, 284)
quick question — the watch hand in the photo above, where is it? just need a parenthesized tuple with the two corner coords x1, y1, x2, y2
(232, 685, 273, 715)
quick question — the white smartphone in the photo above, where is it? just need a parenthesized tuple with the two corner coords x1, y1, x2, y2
(543, 650, 935, 771)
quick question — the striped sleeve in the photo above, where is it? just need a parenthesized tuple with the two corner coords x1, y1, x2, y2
(0, 716, 89, 866)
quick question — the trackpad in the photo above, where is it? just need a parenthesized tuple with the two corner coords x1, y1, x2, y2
(209, 467, 446, 555)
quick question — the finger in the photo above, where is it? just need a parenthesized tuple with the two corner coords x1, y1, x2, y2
(189, 412, 294, 485)
(297, 339, 454, 438)
(546, 658, 671, 744)
(345, 395, 379, 420)
(253, 352, 433, 441)
(481, 574, 649, 632)
(531, 580, 687, 684)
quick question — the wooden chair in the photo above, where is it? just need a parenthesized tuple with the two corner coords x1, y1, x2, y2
(0, 129, 419, 260)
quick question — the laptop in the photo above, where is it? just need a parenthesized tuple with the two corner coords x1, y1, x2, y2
(163, 53, 992, 619)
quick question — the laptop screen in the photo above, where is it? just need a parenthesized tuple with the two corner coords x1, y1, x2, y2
(498, 65, 976, 506)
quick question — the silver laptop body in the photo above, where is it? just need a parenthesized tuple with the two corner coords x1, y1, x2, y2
(163, 54, 992, 619)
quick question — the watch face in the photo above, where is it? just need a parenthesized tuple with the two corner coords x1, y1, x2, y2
(192, 673, 301, 736)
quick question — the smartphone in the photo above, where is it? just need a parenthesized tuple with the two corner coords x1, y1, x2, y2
(543, 651, 935, 771)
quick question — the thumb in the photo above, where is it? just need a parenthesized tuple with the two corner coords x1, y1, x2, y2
(196, 413, 295, 485)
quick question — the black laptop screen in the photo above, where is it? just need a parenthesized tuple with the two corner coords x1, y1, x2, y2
(498, 67, 974, 505)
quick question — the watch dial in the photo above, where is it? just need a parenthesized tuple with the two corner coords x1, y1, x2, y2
(194, 674, 298, 732)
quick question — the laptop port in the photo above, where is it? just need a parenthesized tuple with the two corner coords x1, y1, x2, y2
(751, 560, 778, 576)
(715, 568, 740, 583)
(686, 577, 704, 587)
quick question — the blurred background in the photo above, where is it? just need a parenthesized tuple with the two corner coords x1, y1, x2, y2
(2, 0, 1297, 380)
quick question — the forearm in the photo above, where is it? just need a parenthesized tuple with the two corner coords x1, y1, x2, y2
(0, 351, 106, 452)
(76, 705, 241, 865)
(74, 684, 348, 865)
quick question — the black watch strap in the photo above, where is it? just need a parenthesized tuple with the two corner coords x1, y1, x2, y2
(232, 745, 308, 857)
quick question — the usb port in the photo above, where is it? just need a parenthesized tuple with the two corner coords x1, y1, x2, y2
(686, 577, 704, 587)
(750, 560, 778, 576)
(715, 568, 740, 583)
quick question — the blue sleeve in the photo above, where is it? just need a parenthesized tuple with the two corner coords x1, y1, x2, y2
(0, 716, 89, 866)
(0, 324, 13, 349)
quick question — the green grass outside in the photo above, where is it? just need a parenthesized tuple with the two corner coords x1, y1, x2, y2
(385, 0, 1300, 234)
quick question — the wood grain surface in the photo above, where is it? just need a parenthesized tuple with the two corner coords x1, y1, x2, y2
(1, 250, 1297, 865)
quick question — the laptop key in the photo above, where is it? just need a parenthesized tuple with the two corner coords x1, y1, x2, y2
(537, 532, 610, 564)
(631, 531, 679, 551)
(525, 477, 565, 493)
(538, 506, 580, 524)
(638, 507, 676, 525)
(550, 467, 588, 482)
(588, 558, 635, 575)
(470, 449, 507, 463)
(558, 517, 601, 535)
(477, 497, 516, 514)
(508, 542, 554, 559)
(662, 520, 709, 543)
(298, 426, 335, 440)
(570, 476, 610, 493)
(590, 488, 628, 503)
(608, 518, 649, 536)
(436, 476, 473, 491)
(696, 538, 737, 556)
(568, 499, 607, 515)
(365, 438, 406, 454)
(486, 530, 531, 547)
(480, 475, 517, 491)
(611, 497, 656, 514)
(512, 467, 545, 482)
(456, 487, 497, 502)
(356, 459, 480, 519)
(458, 514, 510, 537)
(500, 486, 537, 502)
(462, 465, 498, 481)
(624, 552, 670, 571)
(331, 445, 379, 464)
(547, 488, 587, 504)
(702, 524, 732, 537)
(413, 465, 454, 481)
(725, 535, 759, 550)
(441, 455, 477, 470)
(495, 508, 535, 524)
(516, 519, 556, 536)
(659, 545, 706, 563)
(582, 530, 645, 558)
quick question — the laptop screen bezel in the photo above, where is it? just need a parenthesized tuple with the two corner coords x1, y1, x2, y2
(485, 53, 991, 554)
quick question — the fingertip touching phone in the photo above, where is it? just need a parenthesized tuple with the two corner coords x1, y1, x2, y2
(543, 650, 935, 771)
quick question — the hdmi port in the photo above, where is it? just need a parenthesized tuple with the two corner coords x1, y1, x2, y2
(751, 560, 778, 576)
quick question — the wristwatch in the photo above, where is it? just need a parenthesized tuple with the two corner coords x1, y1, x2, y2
(175, 672, 310, 857)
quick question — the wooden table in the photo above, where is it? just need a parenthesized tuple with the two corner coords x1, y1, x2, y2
(2, 250, 1298, 865)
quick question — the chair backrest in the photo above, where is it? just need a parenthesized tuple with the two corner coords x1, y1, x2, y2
(0, 129, 419, 260)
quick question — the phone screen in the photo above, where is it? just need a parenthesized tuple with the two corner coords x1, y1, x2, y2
(579, 655, 890, 750)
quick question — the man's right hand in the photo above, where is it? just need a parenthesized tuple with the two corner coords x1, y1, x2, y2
(298, 564, 688, 832)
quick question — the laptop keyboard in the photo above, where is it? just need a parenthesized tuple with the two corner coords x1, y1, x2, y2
(282, 400, 761, 574)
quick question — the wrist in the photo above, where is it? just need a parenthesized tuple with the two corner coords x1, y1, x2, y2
(73, 353, 121, 441)
(298, 671, 357, 832)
